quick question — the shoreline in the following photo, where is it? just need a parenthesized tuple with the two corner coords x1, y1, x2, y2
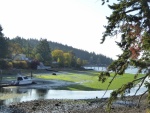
(0, 94, 147, 113)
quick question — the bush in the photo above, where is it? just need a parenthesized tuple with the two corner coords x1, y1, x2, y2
(19, 61, 28, 69)
(12, 60, 29, 69)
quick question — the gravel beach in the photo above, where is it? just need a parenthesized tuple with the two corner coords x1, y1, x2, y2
(1, 94, 147, 113)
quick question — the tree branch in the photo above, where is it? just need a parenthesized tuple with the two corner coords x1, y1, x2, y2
(125, 7, 141, 14)
(130, 75, 148, 101)
(101, 73, 118, 99)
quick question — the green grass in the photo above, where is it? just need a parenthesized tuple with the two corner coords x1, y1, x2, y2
(35, 70, 144, 91)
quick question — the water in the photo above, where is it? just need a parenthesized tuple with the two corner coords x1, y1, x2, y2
(84, 66, 107, 71)
(84, 66, 145, 74)
(0, 88, 113, 105)
(0, 83, 148, 105)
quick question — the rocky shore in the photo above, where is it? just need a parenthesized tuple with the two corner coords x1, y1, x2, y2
(1, 94, 147, 113)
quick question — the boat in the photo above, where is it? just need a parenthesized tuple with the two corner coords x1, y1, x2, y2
(11, 74, 33, 85)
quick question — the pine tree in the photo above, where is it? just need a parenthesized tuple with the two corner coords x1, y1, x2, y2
(36, 39, 52, 65)
(100, 0, 150, 111)
(0, 25, 9, 59)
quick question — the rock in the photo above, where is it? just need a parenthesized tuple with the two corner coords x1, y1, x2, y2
(52, 73, 56, 75)
(32, 106, 36, 111)
(34, 102, 40, 106)
(55, 103, 60, 106)
(7, 94, 148, 113)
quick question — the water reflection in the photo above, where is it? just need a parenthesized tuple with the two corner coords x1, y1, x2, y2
(0, 84, 148, 105)
(0, 88, 47, 105)
(0, 87, 113, 105)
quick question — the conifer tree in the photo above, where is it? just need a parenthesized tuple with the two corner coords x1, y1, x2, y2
(36, 39, 52, 65)
(0, 25, 9, 58)
(100, 0, 150, 111)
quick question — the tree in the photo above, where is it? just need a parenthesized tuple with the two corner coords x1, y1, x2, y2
(36, 39, 52, 65)
(9, 43, 23, 57)
(24, 40, 33, 58)
(76, 58, 82, 67)
(69, 51, 77, 67)
(30, 60, 40, 70)
(35, 53, 43, 61)
(63, 52, 71, 67)
(52, 49, 64, 67)
(99, 0, 150, 111)
(0, 25, 9, 58)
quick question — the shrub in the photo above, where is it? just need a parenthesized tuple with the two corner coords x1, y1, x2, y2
(19, 61, 28, 69)
(12, 60, 29, 69)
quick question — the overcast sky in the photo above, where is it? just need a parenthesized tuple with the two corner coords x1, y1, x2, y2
(0, 0, 122, 59)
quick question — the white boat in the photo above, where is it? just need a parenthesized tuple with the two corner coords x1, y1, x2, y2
(11, 74, 33, 85)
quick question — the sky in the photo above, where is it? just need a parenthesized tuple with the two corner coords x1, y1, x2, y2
(0, 0, 122, 60)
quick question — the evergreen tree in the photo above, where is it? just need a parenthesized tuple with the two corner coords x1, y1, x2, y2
(36, 39, 52, 65)
(100, 0, 150, 111)
(0, 25, 9, 58)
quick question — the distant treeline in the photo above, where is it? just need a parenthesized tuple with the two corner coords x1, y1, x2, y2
(0, 24, 113, 69)
(9, 36, 113, 66)
(49, 41, 113, 66)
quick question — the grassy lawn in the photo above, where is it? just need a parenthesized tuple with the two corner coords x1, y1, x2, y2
(35, 70, 144, 91)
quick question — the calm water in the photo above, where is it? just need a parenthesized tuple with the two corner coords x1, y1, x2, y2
(0, 86, 147, 105)
(0, 67, 148, 105)
(0, 88, 112, 105)
(84, 66, 145, 74)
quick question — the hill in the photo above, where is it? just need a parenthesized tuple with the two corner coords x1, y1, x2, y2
(10, 37, 113, 66)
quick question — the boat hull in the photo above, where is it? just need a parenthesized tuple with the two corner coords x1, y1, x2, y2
(11, 76, 33, 85)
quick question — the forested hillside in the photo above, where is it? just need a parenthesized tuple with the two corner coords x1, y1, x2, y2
(48, 41, 112, 66)
(10, 36, 113, 66)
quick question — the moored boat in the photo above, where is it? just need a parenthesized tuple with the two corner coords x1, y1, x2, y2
(11, 74, 33, 85)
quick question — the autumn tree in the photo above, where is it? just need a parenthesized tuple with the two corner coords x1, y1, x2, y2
(69, 51, 77, 67)
(51, 49, 85, 67)
(51, 49, 64, 67)
(76, 58, 82, 67)
(99, 0, 150, 111)
(63, 52, 71, 67)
